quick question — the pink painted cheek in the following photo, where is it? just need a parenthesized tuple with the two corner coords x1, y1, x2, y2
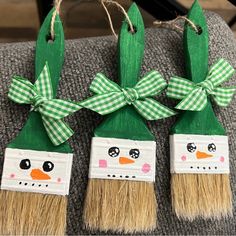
(181, 155, 187, 161)
(99, 159, 107, 168)
(142, 163, 151, 173)
(220, 156, 225, 163)
(57, 178, 61, 183)
(10, 174, 15, 178)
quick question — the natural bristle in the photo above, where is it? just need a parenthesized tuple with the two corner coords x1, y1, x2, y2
(171, 174, 232, 220)
(0, 190, 67, 235)
(83, 179, 157, 233)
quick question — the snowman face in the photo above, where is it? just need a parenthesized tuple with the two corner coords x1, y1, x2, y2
(1, 148, 73, 195)
(89, 137, 156, 182)
(170, 134, 229, 174)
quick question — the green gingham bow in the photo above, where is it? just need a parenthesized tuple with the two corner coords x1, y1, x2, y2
(80, 71, 176, 120)
(8, 62, 81, 146)
(167, 59, 236, 111)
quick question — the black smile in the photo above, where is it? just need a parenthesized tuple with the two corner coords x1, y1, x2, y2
(107, 174, 136, 179)
(18, 182, 49, 187)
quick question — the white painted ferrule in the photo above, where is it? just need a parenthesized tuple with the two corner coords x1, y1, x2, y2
(89, 137, 156, 182)
(1, 148, 73, 196)
(170, 134, 229, 174)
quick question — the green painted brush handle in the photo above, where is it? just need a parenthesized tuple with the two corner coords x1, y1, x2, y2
(8, 8, 72, 152)
(35, 8, 64, 94)
(94, 3, 154, 140)
(170, 0, 225, 135)
(184, 0, 208, 83)
(118, 3, 144, 87)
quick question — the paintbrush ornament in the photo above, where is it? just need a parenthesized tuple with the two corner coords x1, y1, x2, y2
(167, 0, 235, 220)
(0, 8, 80, 235)
(82, 3, 175, 233)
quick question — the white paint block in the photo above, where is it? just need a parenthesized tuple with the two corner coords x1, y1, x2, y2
(1, 148, 73, 196)
(89, 137, 156, 182)
(170, 134, 229, 174)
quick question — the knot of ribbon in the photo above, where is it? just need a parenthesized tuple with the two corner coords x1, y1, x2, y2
(8, 62, 81, 146)
(121, 88, 139, 104)
(198, 80, 214, 92)
(80, 71, 176, 120)
(31, 94, 47, 110)
(166, 59, 236, 111)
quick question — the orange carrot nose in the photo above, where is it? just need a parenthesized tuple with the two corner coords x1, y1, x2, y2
(119, 157, 135, 164)
(196, 151, 213, 159)
(30, 169, 51, 180)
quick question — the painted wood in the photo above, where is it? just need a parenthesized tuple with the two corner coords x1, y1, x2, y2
(170, 134, 229, 174)
(2, 148, 73, 195)
(170, 0, 226, 135)
(89, 137, 156, 181)
(95, 3, 155, 141)
(8, 8, 72, 153)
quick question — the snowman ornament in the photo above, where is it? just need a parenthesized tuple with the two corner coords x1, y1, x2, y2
(166, 0, 235, 220)
(82, 3, 176, 233)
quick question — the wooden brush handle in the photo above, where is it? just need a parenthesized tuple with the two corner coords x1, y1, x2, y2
(35, 7, 65, 96)
(94, 3, 154, 140)
(8, 8, 72, 152)
(170, 0, 226, 135)
(184, 0, 208, 83)
(118, 3, 144, 88)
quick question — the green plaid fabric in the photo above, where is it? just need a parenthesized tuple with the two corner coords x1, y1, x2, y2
(80, 71, 176, 120)
(167, 59, 236, 111)
(8, 62, 81, 146)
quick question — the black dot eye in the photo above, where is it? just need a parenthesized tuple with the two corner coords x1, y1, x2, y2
(42, 161, 54, 172)
(208, 143, 216, 152)
(19, 159, 31, 170)
(129, 149, 140, 159)
(187, 143, 197, 153)
(108, 147, 120, 157)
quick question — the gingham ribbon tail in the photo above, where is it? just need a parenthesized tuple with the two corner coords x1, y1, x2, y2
(80, 71, 176, 120)
(167, 59, 236, 111)
(8, 62, 81, 145)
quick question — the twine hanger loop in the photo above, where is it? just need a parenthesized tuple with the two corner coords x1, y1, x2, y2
(50, 0, 63, 40)
(153, 15, 200, 34)
(101, 0, 135, 39)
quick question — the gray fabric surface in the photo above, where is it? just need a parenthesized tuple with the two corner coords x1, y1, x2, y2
(0, 11, 236, 235)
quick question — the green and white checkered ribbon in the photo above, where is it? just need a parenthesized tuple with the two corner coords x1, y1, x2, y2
(80, 71, 176, 120)
(167, 59, 236, 111)
(8, 62, 81, 146)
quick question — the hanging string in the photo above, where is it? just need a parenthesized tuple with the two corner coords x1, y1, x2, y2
(153, 16, 199, 34)
(50, 0, 63, 40)
(100, 0, 135, 39)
